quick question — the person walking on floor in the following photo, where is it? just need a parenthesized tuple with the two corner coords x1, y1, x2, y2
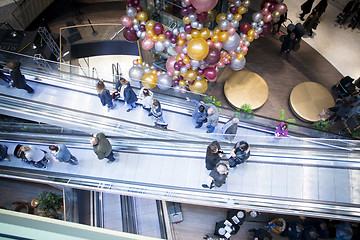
(49, 144, 78, 165)
(205, 103, 219, 133)
(347, 7, 360, 31)
(186, 97, 208, 128)
(96, 80, 116, 109)
(149, 99, 167, 128)
(222, 118, 239, 142)
(90, 132, 115, 163)
(202, 162, 229, 189)
(314, 0, 328, 19)
(115, 77, 138, 112)
(205, 141, 223, 171)
(280, 32, 297, 61)
(138, 87, 153, 112)
(7, 61, 34, 93)
(17, 145, 50, 169)
(335, 0, 360, 27)
(303, 9, 320, 37)
(299, 0, 315, 21)
(229, 140, 250, 168)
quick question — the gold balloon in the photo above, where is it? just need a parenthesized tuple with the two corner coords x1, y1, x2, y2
(233, 13, 242, 21)
(213, 27, 221, 35)
(246, 36, 254, 42)
(216, 13, 226, 23)
(146, 29, 154, 38)
(151, 69, 157, 74)
(243, 0, 251, 7)
(238, 6, 247, 15)
(145, 20, 155, 30)
(136, 11, 148, 22)
(176, 55, 182, 62)
(191, 29, 200, 38)
(189, 77, 208, 94)
(142, 72, 157, 89)
(183, 56, 190, 64)
(219, 31, 229, 42)
(151, 35, 158, 42)
(183, 15, 191, 25)
(207, 9, 217, 21)
(200, 28, 210, 39)
(237, 52, 244, 60)
(137, 59, 143, 64)
(247, 29, 255, 37)
(177, 38, 186, 46)
(179, 79, 187, 87)
(211, 33, 219, 42)
(185, 69, 197, 81)
(187, 37, 209, 61)
(158, 34, 166, 42)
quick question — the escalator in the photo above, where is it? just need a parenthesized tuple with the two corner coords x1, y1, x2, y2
(1, 123, 360, 221)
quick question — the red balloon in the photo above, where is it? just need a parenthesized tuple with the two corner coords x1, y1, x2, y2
(197, 69, 204, 76)
(204, 47, 221, 65)
(164, 30, 172, 39)
(197, 12, 208, 23)
(123, 27, 139, 42)
(192, 0, 218, 12)
(153, 23, 164, 35)
(204, 67, 217, 80)
(261, 22, 273, 36)
(240, 22, 251, 34)
(268, 4, 276, 13)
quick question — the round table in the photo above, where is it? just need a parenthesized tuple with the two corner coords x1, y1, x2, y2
(289, 82, 335, 123)
(224, 71, 268, 110)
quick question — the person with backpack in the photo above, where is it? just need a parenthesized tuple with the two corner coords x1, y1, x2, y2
(15, 145, 50, 169)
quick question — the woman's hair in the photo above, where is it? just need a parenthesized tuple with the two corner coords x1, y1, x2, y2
(6, 61, 16, 69)
(49, 145, 59, 151)
(20, 146, 30, 152)
(143, 88, 150, 97)
(153, 99, 159, 106)
(282, 123, 288, 131)
(198, 105, 205, 112)
(207, 141, 219, 155)
(217, 164, 228, 175)
(96, 81, 105, 93)
(238, 141, 249, 151)
(120, 78, 128, 85)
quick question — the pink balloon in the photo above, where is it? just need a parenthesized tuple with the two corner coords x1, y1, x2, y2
(220, 51, 227, 58)
(254, 32, 259, 39)
(227, 26, 236, 36)
(241, 46, 248, 52)
(179, 32, 187, 39)
(213, 41, 222, 49)
(166, 55, 177, 74)
(223, 57, 230, 65)
(207, 39, 214, 47)
(167, 71, 174, 77)
(275, 3, 287, 15)
(142, 38, 154, 50)
(174, 45, 184, 54)
(186, 63, 192, 69)
(157, 71, 162, 77)
(183, 0, 191, 6)
(216, 61, 224, 68)
(229, 50, 237, 58)
(191, 0, 218, 12)
(262, 7, 269, 15)
(208, 77, 217, 82)
(239, 39, 244, 46)
(120, 15, 134, 28)
(133, 60, 137, 65)
(204, 67, 217, 80)
(264, 2, 271, 8)
(263, 13, 273, 23)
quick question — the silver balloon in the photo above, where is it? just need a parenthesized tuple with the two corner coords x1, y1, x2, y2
(240, 33, 247, 40)
(190, 59, 200, 67)
(252, 12, 263, 23)
(157, 73, 173, 90)
(251, 22, 258, 28)
(209, 30, 214, 36)
(173, 85, 181, 93)
(196, 76, 202, 80)
(234, 0, 241, 7)
(236, 46, 242, 52)
(197, 23, 203, 30)
(192, 66, 198, 71)
(180, 66, 188, 73)
(129, 65, 144, 81)
(140, 32, 146, 39)
(218, 19, 230, 30)
(222, 32, 240, 51)
(182, 46, 188, 54)
(172, 28, 180, 36)
(255, 27, 263, 34)
(163, 39, 171, 47)
(190, 21, 199, 29)
(150, 65, 155, 70)
(140, 21, 146, 25)
(226, 12, 234, 21)
(136, 31, 141, 37)
(244, 40, 250, 47)
(133, 24, 139, 31)
(189, 13, 197, 22)
(155, 41, 165, 52)
(243, 0, 250, 7)
(258, 21, 264, 27)
(230, 57, 246, 71)
(126, 7, 137, 18)
(143, 67, 151, 74)
(230, 19, 239, 28)
(200, 64, 206, 69)
(174, 70, 180, 76)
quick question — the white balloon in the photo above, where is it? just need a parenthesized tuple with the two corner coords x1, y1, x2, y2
(189, 13, 197, 22)
(136, 31, 141, 37)
(155, 41, 165, 52)
(230, 20, 239, 28)
(240, 33, 247, 40)
(234, 0, 241, 7)
(244, 41, 250, 47)
(222, 33, 241, 51)
(140, 32, 146, 39)
(255, 27, 263, 34)
(182, 46, 188, 54)
(230, 57, 246, 71)
(190, 21, 199, 29)
(164, 39, 171, 47)
(129, 65, 144, 81)
(226, 13, 234, 21)
(197, 23, 203, 30)
(126, 7, 137, 18)
(172, 28, 180, 36)
(218, 19, 230, 30)
(180, 66, 188, 73)
(133, 24, 139, 31)
(143, 67, 151, 74)
(157, 73, 173, 90)
(258, 21, 264, 27)
(190, 59, 200, 67)
(251, 22, 258, 28)
(252, 12, 263, 23)
(173, 85, 181, 92)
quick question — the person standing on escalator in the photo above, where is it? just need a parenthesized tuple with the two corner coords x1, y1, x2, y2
(90, 132, 115, 163)
(49, 144, 78, 165)
(7, 61, 34, 93)
(96, 80, 116, 109)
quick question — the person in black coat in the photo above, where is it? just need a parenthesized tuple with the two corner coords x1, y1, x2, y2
(335, 0, 360, 26)
(205, 141, 223, 170)
(115, 77, 138, 112)
(7, 61, 34, 93)
(280, 33, 297, 60)
(229, 141, 250, 168)
(348, 7, 360, 30)
(314, 0, 328, 18)
(281, 222, 304, 240)
(202, 162, 228, 189)
(303, 9, 320, 37)
(96, 80, 116, 109)
(299, 0, 315, 21)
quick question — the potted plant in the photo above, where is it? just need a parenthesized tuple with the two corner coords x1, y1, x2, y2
(234, 103, 254, 120)
(36, 191, 63, 218)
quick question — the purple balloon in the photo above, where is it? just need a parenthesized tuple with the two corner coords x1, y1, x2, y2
(197, 69, 204, 76)
(188, 5, 195, 14)
(181, 8, 189, 16)
(133, 0, 139, 6)
(268, 4, 276, 13)
(230, 6, 238, 15)
(123, 27, 139, 42)
(178, 60, 184, 67)
(139, 24, 146, 31)
(164, 30, 172, 39)
(153, 23, 164, 35)
(170, 36, 177, 44)
(135, 5, 142, 12)
(174, 62, 181, 71)
(184, 24, 193, 33)
(261, 22, 273, 36)
(204, 47, 221, 65)
(204, 67, 217, 80)
(197, 12, 208, 23)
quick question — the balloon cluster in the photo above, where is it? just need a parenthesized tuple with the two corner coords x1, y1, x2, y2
(121, 0, 287, 94)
